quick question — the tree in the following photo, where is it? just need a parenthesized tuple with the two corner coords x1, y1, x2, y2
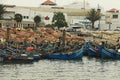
(52, 12, 68, 29)
(14, 13, 22, 27)
(34, 15, 41, 30)
(0, 4, 5, 20)
(86, 9, 101, 30)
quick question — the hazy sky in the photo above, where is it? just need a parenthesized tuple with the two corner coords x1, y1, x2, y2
(1, 0, 120, 10)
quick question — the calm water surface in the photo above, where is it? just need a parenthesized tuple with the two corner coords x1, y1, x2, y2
(0, 57, 120, 80)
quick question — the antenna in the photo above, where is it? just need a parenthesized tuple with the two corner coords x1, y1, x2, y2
(98, 4, 99, 9)
(84, 0, 85, 10)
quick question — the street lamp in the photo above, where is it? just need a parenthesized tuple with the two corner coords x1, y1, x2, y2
(97, 5, 101, 31)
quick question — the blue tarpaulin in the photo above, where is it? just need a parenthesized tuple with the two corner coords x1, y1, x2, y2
(82, 22, 91, 25)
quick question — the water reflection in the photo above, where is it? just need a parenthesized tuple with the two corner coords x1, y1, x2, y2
(0, 57, 120, 80)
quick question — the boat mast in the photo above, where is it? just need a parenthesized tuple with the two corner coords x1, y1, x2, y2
(62, 29, 66, 52)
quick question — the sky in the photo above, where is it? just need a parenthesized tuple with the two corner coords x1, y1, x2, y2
(1, 0, 120, 10)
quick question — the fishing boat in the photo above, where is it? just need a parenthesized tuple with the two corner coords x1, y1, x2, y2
(85, 41, 117, 59)
(114, 53, 120, 60)
(97, 46, 120, 60)
(3, 54, 34, 63)
(84, 41, 101, 57)
(0, 47, 40, 63)
(95, 45, 116, 59)
(40, 47, 85, 60)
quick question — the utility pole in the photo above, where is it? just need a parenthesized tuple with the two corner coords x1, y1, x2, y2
(84, 0, 85, 10)
(97, 4, 101, 31)
(83, 0, 86, 29)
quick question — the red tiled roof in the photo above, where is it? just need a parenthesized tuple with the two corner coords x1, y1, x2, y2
(41, 0, 56, 5)
(107, 8, 119, 13)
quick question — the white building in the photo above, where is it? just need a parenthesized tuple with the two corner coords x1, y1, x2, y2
(105, 8, 120, 30)
(1, 0, 120, 31)
(94, 8, 120, 31)
(64, 1, 90, 9)
(0, 0, 90, 28)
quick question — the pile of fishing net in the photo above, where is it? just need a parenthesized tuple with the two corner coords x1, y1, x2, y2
(0, 27, 85, 44)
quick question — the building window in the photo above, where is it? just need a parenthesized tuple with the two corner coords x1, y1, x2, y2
(26, 16, 29, 19)
(112, 15, 118, 19)
(23, 16, 29, 19)
(23, 16, 25, 19)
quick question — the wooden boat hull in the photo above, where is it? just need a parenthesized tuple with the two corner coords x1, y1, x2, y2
(85, 41, 116, 59)
(3, 56, 34, 63)
(33, 55, 40, 61)
(84, 42, 101, 57)
(96, 46, 116, 59)
(40, 48, 85, 60)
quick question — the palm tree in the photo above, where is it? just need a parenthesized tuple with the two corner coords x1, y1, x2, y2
(14, 14, 22, 27)
(34, 15, 41, 30)
(0, 4, 5, 20)
(86, 9, 101, 30)
(52, 12, 68, 29)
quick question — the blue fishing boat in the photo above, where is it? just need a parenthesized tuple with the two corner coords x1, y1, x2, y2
(97, 46, 120, 60)
(40, 47, 85, 60)
(95, 45, 116, 59)
(85, 41, 117, 59)
(84, 41, 101, 57)
(115, 52, 120, 60)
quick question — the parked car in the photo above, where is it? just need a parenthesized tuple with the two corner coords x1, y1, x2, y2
(66, 28, 76, 32)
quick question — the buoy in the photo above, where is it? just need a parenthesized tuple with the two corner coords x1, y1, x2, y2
(26, 47, 34, 51)
(8, 56, 12, 61)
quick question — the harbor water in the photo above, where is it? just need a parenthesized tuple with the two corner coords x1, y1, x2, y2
(0, 57, 120, 80)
